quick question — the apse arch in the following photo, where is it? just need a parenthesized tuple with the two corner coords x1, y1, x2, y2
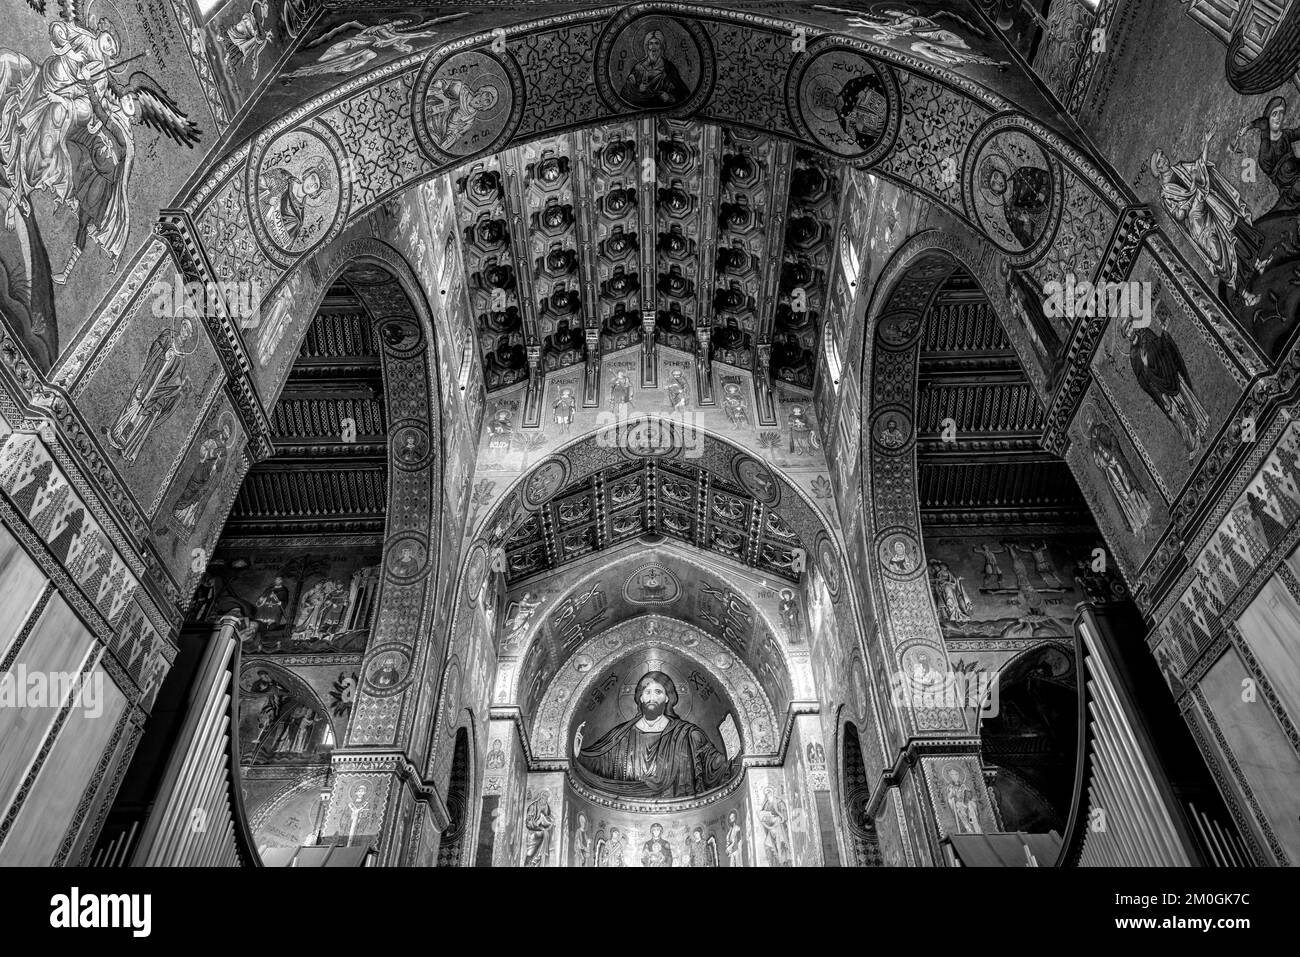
(497, 538, 799, 701)
(855, 228, 1156, 737)
(533, 614, 778, 779)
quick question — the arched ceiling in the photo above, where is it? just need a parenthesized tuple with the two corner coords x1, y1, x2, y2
(445, 120, 840, 396)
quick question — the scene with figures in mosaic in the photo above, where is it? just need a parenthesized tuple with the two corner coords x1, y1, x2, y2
(0, 0, 1296, 889)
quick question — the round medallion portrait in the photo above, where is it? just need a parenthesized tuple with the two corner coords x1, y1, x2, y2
(815, 536, 842, 600)
(413, 48, 521, 163)
(251, 125, 349, 264)
(463, 543, 487, 605)
(376, 317, 424, 356)
(392, 424, 431, 470)
(440, 659, 462, 737)
(789, 42, 899, 163)
(734, 456, 781, 507)
(364, 646, 412, 696)
(872, 411, 913, 452)
(878, 531, 921, 578)
(386, 536, 428, 580)
(877, 313, 922, 347)
(597, 14, 712, 114)
(523, 458, 568, 508)
(964, 121, 1061, 259)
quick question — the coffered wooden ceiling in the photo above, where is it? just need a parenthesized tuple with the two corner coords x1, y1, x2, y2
(449, 120, 840, 395)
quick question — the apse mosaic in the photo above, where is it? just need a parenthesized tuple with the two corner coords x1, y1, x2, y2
(572, 662, 740, 801)
(565, 786, 749, 867)
(530, 615, 778, 765)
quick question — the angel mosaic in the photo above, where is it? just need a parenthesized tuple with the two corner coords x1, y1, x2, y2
(0, 2, 202, 288)
(286, 15, 466, 78)
(815, 4, 1007, 68)
(1150, 132, 1255, 289)
(222, 0, 273, 78)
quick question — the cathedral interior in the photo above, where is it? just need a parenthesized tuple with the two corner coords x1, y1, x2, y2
(2, 0, 1300, 870)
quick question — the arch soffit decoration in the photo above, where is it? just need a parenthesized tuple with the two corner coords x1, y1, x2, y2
(254, 239, 451, 759)
(246, 768, 332, 838)
(530, 613, 780, 763)
(500, 538, 801, 704)
(857, 231, 988, 739)
(139, 1, 1144, 464)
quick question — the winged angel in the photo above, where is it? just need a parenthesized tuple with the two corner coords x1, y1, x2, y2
(0, 1, 201, 284)
(285, 14, 468, 78)
(814, 4, 1008, 68)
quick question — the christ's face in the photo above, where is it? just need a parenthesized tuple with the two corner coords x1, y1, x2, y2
(645, 35, 663, 60)
(639, 679, 668, 718)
